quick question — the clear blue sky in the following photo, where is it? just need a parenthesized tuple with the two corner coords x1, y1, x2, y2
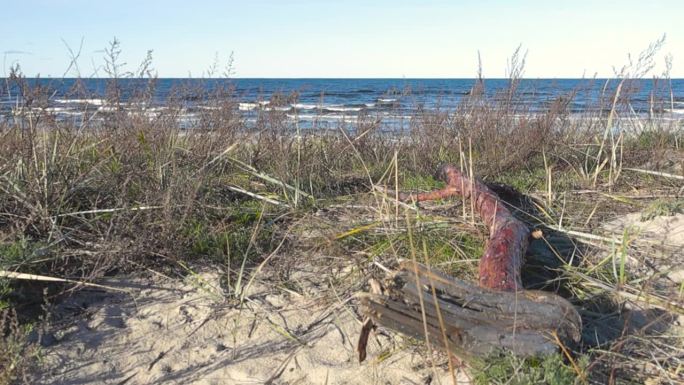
(1, 0, 682, 78)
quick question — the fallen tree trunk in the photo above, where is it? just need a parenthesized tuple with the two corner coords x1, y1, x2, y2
(399, 164, 528, 292)
(358, 165, 581, 360)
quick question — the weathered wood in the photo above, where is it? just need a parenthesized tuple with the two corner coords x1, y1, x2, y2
(400, 164, 527, 291)
(357, 318, 374, 362)
(397, 262, 580, 335)
(357, 165, 582, 360)
(359, 262, 581, 357)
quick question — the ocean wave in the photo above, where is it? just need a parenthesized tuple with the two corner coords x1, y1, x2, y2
(239, 103, 258, 111)
(240, 101, 286, 111)
(44, 107, 70, 113)
(292, 103, 319, 110)
(665, 108, 684, 115)
(11, 107, 84, 117)
(54, 98, 106, 106)
(323, 105, 363, 112)
(287, 113, 412, 122)
(319, 92, 356, 97)
(265, 106, 292, 112)
(50, 110, 84, 116)
(377, 98, 398, 103)
(237, 102, 373, 114)
(144, 107, 168, 112)
(288, 114, 359, 122)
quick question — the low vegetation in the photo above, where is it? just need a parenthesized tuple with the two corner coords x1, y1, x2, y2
(1, 47, 683, 384)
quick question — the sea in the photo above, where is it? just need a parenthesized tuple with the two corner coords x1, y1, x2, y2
(1, 78, 683, 130)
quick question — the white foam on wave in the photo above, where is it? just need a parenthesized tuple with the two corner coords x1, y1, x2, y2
(239, 101, 372, 113)
(44, 107, 70, 113)
(239, 103, 258, 111)
(288, 113, 359, 122)
(377, 98, 398, 103)
(51, 110, 84, 117)
(144, 107, 168, 112)
(12, 107, 84, 117)
(265, 106, 292, 112)
(240, 102, 292, 112)
(239, 101, 288, 111)
(54, 98, 106, 106)
(323, 105, 362, 112)
(125, 110, 164, 119)
(292, 103, 319, 110)
(665, 108, 684, 115)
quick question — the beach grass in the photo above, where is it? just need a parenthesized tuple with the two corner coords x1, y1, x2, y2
(1, 59, 683, 384)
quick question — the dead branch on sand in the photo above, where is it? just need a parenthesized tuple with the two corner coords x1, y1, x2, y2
(357, 164, 581, 360)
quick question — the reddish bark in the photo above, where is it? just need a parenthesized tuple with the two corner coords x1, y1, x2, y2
(400, 164, 528, 292)
(357, 166, 580, 360)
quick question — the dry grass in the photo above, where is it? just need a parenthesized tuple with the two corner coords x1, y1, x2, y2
(1, 52, 683, 384)
(0, 309, 38, 385)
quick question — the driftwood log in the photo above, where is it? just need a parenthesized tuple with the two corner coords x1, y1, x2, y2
(357, 165, 581, 360)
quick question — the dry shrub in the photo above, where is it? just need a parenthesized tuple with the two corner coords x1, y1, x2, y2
(0, 309, 37, 385)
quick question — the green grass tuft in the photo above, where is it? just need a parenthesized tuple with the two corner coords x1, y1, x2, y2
(640, 198, 684, 221)
(472, 352, 587, 385)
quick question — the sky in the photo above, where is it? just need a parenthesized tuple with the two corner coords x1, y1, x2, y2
(1, 0, 682, 78)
